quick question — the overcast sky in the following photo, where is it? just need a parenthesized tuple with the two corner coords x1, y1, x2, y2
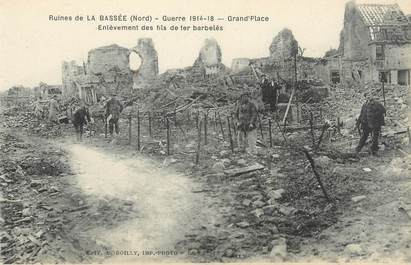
(1, 0, 410, 91)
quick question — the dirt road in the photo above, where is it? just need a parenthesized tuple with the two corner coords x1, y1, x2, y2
(66, 143, 210, 262)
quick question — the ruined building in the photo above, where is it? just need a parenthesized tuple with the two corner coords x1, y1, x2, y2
(62, 38, 159, 104)
(191, 38, 226, 79)
(231, 28, 320, 85)
(319, 1, 411, 86)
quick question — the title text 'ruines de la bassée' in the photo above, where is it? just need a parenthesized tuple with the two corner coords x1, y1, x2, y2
(49, 14, 270, 22)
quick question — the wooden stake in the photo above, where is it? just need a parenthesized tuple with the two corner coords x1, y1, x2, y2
(218, 112, 225, 140)
(257, 113, 264, 140)
(204, 112, 208, 145)
(128, 114, 132, 145)
(282, 87, 295, 125)
(148, 111, 152, 138)
(231, 114, 237, 137)
(227, 116, 234, 153)
(166, 116, 170, 155)
(269, 118, 272, 148)
(301, 148, 331, 202)
(137, 110, 141, 151)
(104, 116, 108, 138)
(196, 118, 203, 164)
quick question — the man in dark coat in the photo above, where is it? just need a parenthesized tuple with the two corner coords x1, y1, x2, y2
(105, 94, 124, 138)
(72, 105, 91, 141)
(260, 75, 278, 111)
(355, 98, 386, 155)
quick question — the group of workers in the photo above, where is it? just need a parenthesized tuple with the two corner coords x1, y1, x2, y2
(234, 74, 386, 156)
(38, 75, 385, 156)
(34, 93, 124, 141)
(71, 93, 123, 141)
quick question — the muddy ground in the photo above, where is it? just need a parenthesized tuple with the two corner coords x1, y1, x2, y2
(1, 102, 411, 263)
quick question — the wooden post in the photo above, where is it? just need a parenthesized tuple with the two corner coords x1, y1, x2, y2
(218, 112, 225, 140)
(104, 116, 108, 138)
(269, 118, 272, 148)
(128, 114, 132, 145)
(166, 117, 170, 155)
(214, 111, 218, 133)
(204, 112, 208, 145)
(337, 117, 341, 134)
(227, 116, 234, 153)
(174, 106, 177, 127)
(301, 148, 331, 202)
(137, 110, 141, 151)
(196, 119, 202, 164)
(257, 113, 264, 140)
(232, 114, 237, 137)
(282, 88, 295, 125)
(148, 112, 152, 138)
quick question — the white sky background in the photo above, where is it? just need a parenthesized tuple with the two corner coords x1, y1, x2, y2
(0, 0, 410, 91)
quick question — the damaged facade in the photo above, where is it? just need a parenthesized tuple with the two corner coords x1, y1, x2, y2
(191, 38, 227, 79)
(321, 2, 411, 86)
(230, 28, 321, 85)
(62, 39, 158, 104)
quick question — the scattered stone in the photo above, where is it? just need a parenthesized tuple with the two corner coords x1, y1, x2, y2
(237, 159, 247, 166)
(21, 208, 31, 217)
(362, 168, 372, 172)
(253, 200, 266, 208)
(236, 221, 250, 228)
(211, 161, 225, 173)
(30, 180, 42, 187)
(242, 199, 252, 207)
(224, 248, 234, 257)
(268, 189, 285, 200)
(252, 208, 264, 218)
(278, 206, 296, 216)
(344, 243, 364, 256)
(270, 237, 287, 260)
(314, 156, 332, 167)
(263, 205, 277, 215)
(220, 150, 229, 157)
(251, 194, 263, 201)
(351, 195, 366, 203)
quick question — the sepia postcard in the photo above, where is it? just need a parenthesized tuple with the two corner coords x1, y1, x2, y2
(0, 0, 410, 264)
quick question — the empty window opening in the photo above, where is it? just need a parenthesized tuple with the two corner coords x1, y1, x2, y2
(129, 52, 142, 71)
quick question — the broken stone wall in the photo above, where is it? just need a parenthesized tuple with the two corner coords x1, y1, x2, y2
(338, 1, 371, 60)
(191, 38, 225, 79)
(269, 28, 298, 60)
(87, 44, 130, 74)
(61, 60, 84, 99)
(131, 38, 159, 88)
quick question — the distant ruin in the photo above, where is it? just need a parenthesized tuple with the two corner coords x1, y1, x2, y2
(62, 38, 159, 104)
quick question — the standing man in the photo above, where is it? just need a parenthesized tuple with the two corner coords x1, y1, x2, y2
(105, 93, 124, 138)
(48, 95, 60, 124)
(72, 102, 92, 141)
(34, 97, 44, 125)
(235, 92, 258, 154)
(355, 97, 386, 155)
(260, 75, 277, 112)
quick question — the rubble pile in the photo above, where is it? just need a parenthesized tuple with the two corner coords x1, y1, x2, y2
(0, 131, 135, 263)
(324, 82, 409, 146)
